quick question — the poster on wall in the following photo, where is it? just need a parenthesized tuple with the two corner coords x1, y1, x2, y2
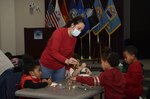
(34, 30, 43, 40)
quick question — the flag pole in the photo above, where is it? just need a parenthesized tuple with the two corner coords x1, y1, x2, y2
(97, 34, 99, 43)
(97, 33, 102, 63)
(80, 38, 83, 60)
(108, 33, 111, 48)
(89, 31, 91, 60)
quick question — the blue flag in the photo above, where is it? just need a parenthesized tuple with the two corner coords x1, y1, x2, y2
(77, 0, 90, 38)
(69, 0, 78, 19)
(105, 0, 121, 34)
(91, 0, 109, 35)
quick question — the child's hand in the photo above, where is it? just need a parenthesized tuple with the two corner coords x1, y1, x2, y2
(47, 78, 52, 85)
(42, 78, 52, 85)
(81, 63, 86, 68)
(71, 77, 76, 81)
(85, 68, 92, 75)
(42, 79, 47, 82)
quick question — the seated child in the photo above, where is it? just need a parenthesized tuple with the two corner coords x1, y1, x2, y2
(123, 45, 143, 99)
(71, 49, 125, 99)
(20, 55, 52, 89)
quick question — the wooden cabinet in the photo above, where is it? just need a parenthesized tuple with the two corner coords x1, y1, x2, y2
(24, 28, 56, 59)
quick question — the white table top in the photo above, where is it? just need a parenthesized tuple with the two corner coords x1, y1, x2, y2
(15, 81, 103, 99)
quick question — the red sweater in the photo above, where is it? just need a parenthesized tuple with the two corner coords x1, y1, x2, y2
(19, 74, 42, 99)
(123, 60, 143, 97)
(40, 28, 76, 70)
(76, 68, 125, 99)
(20, 74, 41, 89)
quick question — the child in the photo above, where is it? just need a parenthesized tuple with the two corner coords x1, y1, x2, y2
(123, 46, 143, 99)
(71, 49, 125, 99)
(20, 55, 52, 89)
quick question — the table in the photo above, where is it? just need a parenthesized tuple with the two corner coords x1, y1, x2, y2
(15, 81, 103, 99)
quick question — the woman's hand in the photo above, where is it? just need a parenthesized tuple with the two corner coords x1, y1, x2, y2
(65, 57, 79, 65)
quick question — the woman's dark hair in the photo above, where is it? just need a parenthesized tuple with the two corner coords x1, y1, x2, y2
(101, 48, 119, 67)
(22, 54, 39, 75)
(124, 45, 138, 57)
(65, 16, 85, 27)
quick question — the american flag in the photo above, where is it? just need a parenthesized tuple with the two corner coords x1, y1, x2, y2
(45, 0, 66, 28)
(45, 0, 59, 28)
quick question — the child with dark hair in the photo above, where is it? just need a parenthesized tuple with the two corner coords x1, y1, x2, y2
(20, 55, 52, 89)
(71, 49, 125, 99)
(123, 45, 143, 99)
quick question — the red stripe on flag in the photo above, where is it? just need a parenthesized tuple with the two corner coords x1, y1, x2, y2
(52, 12, 59, 28)
(48, 12, 58, 28)
(46, 11, 55, 27)
(47, 12, 56, 27)
(45, 13, 51, 27)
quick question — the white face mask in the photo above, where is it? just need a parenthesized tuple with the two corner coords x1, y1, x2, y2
(72, 28, 81, 37)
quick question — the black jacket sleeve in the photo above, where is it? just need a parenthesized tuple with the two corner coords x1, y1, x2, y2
(24, 80, 48, 89)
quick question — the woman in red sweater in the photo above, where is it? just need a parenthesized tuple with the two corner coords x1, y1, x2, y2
(40, 16, 85, 82)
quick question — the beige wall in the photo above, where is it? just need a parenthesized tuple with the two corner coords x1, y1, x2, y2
(15, 0, 45, 55)
(0, 0, 16, 54)
(0, 0, 45, 55)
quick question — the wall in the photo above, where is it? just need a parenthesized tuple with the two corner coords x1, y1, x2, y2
(123, 0, 130, 40)
(130, 0, 150, 58)
(0, 0, 16, 54)
(0, 0, 130, 55)
(0, 0, 45, 55)
(15, 0, 45, 55)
